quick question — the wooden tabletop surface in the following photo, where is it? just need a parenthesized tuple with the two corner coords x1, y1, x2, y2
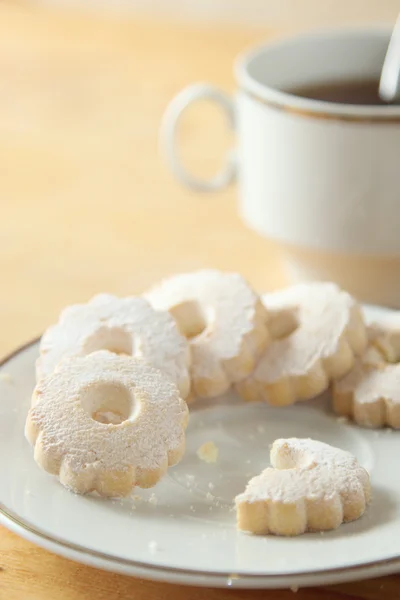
(0, 4, 398, 599)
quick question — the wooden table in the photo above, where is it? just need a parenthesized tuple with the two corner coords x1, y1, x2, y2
(0, 4, 398, 599)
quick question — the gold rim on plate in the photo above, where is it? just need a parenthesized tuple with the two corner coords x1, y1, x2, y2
(1, 338, 400, 585)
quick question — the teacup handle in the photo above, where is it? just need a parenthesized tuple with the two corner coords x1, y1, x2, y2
(160, 83, 236, 192)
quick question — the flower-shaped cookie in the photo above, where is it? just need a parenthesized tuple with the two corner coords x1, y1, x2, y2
(26, 352, 189, 496)
(333, 314, 400, 428)
(37, 294, 191, 399)
(237, 283, 367, 405)
(146, 270, 270, 398)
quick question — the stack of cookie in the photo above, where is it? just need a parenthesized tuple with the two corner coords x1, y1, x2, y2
(24, 270, 395, 515)
(26, 295, 192, 497)
(26, 270, 272, 498)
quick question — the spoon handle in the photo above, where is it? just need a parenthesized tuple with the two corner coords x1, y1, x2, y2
(379, 15, 400, 102)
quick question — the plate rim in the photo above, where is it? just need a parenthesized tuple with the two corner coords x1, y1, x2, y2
(1, 336, 400, 588)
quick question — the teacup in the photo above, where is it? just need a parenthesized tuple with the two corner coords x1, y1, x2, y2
(161, 27, 400, 308)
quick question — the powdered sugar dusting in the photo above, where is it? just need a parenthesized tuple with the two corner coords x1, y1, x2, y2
(146, 270, 269, 397)
(236, 283, 366, 407)
(367, 315, 400, 363)
(257, 283, 360, 380)
(236, 438, 370, 505)
(336, 362, 400, 407)
(26, 352, 188, 494)
(37, 294, 191, 399)
(333, 317, 400, 427)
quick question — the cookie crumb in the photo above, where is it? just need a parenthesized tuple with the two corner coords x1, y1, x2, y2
(290, 585, 299, 593)
(208, 482, 214, 490)
(0, 372, 13, 384)
(148, 493, 158, 506)
(190, 505, 196, 512)
(197, 441, 219, 463)
(148, 541, 159, 554)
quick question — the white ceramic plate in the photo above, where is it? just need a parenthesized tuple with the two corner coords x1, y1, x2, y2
(1, 305, 400, 589)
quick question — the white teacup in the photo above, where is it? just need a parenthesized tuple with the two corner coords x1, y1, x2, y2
(162, 27, 400, 308)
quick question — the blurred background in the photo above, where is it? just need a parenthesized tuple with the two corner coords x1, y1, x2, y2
(27, 1, 400, 27)
(0, 0, 398, 357)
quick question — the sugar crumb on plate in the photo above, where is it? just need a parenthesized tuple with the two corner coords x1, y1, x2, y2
(148, 493, 158, 505)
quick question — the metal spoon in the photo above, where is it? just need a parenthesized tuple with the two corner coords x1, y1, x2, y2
(379, 15, 400, 103)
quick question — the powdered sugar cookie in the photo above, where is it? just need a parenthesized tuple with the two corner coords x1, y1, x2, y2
(360, 326, 388, 367)
(236, 283, 367, 405)
(333, 314, 400, 428)
(37, 294, 191, 399)
(333, 361, 400, 428)
(367, 314, 400, 364)
(26, 352, 189, 496)
(236, 438, 370, 536)
(145, 270, 270, 398)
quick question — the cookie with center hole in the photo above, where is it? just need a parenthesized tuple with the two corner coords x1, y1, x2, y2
(26, 351, 189, 497)
(146, 269, 270, 398)
(237, 283, 367, 405)
(37, 294, 191, 400)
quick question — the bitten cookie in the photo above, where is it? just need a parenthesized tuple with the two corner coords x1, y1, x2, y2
(26, 352, 189, 496)
(145, 270, 270, 398)
(235, 438, 370, 536)
(236, 283, 367, 405)
(37, 294, 191, 399)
